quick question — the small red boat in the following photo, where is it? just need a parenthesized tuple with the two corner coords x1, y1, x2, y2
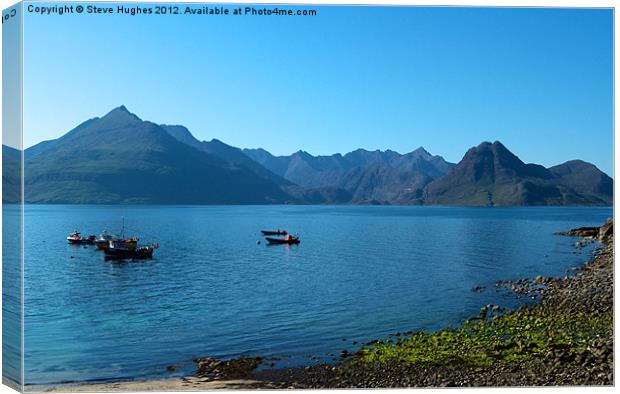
(265, 235, 300, 245)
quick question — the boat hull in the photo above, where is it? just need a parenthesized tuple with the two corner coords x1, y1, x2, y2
(95, 240, 110, 249)
(261, 230, 287, 236)
(96, 239, 138, 250)
(265, 237, 300, 245)
(67, 237, 96, 245)
(103, 247, 154, 260)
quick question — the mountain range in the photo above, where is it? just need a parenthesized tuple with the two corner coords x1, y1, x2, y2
(19, 106, 290, 204)
(2, 106, 613, 206)
(243, 147, 454, 203)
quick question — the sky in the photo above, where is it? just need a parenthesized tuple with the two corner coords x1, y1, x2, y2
(20, 4, 613, 174)
(2, 3, 21, 150)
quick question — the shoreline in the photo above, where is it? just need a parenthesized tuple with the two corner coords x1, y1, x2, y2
(39, 378, 266, 392)
(39, 220, 614, 391)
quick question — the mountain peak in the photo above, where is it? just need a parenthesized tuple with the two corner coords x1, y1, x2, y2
(294, 150, 312, 157)
(102, 105, 142, 124)
(109, 105, 132, 115)
(412, 146, 432, 157)
(471, 141, 510, 156)
(492, 140, 509, 150)
(423, 140, 607, 206)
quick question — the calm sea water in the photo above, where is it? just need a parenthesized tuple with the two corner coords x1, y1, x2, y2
(11, 205, 612, 385)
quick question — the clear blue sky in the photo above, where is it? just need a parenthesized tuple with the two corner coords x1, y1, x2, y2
(22, 4, 613, 174)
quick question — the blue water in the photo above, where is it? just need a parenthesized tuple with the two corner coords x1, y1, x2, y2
(17, 205, 611, 385)
(3, 205, 23, 387)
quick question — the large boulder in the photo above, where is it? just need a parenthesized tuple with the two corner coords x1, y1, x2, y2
(598, 219, 613, 242)
(554, 227, 599, 237)
(554, 219, 613, 243)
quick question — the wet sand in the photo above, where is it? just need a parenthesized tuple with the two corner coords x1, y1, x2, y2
(41, 377, 269, 392)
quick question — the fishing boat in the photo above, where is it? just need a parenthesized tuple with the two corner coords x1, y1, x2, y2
(95, 234, 139, 250)
(66, 231, 96, 245)
(94, 231, 114, 249)
(265, 235, 300, 245)
(261, 230, 288, 236)
(95, 219, 139, 250)
(103, 241, 158, 260)
(67, 231, 82, 244)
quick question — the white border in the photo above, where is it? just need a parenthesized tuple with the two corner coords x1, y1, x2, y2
(0, 1, 616, 394)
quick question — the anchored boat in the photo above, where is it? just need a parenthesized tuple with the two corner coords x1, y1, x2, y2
(67, 231, 96, 245)
(103, 241, 158, 260)
(95, 234, 139, 250)
(95, 219, 139, 250)
(261, 230, 288, 236)
(265, 235, 300, 245)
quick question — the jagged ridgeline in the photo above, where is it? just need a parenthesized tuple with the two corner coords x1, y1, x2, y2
(12, 106, 612, 206)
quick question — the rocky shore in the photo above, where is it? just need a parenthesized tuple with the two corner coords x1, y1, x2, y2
(257, 219, 614, 388)
(46, 219, 614, 391)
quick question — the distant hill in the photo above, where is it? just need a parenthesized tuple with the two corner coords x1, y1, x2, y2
(160, 125, 291, 186)
(243, 147, 454, 184)
(19, 107, 612, 206)
(2, 145, 21, 203)
(305, 163, 430, 204)
(243, 146, 454, 203)
(424, 141, 612, 206)
(161, 125, 359, 203)
(23, 106, 293, 204)
(2, 144, 21, 164)
(548, 160, 613, 203)
(24, 139, 57, 159)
